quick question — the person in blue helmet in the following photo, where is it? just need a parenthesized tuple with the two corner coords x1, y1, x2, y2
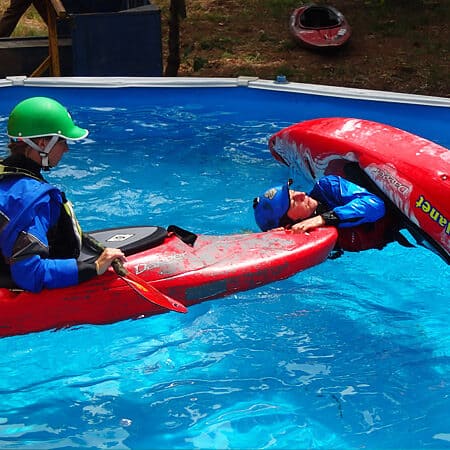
(253, 175, 397, 253)
(0, 96, 125, 292)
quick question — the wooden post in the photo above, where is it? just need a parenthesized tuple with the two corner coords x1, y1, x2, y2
(47, 1, 60, 76)
(30, 0, 67, 77)
(48, 0, 67, 17)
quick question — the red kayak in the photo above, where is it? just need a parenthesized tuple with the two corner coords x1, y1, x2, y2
(268, 117, 450, 263)
(290, 4, 351, 49)
(0, 225, 338, 337)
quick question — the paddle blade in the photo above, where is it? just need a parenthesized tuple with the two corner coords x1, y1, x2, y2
(120, 270, 188, 313)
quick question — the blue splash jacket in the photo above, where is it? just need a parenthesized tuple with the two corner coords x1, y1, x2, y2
(0, 176, 79, 292)
(0, 154, 97, 292)
(310, 175, 386, 227)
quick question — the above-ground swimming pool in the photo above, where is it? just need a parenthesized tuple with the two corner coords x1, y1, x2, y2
(0, 77, 449, 449)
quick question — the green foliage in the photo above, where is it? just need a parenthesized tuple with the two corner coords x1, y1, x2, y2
(193, 56, 207, 72)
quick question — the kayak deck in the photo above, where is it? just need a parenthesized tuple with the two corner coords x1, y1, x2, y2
(0, 227, 337, 337)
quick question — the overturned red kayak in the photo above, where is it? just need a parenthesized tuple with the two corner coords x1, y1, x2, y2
(290, 4, 351, 49)
(0, 225, 337, 337)
(269, 117, 450, 263)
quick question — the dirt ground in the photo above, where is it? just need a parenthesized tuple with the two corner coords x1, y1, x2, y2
(1, 0, 448, 97)
(154, 0, 449, 97)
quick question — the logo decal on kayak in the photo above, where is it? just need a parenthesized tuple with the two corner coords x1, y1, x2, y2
(106, 233, 134, 242)
(416, 195, 450, 235)
(135, 253, 188, 275)
(368, 167, 410, 195)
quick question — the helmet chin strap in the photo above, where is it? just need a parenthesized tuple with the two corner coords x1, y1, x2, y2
(23, 136, 60, 171)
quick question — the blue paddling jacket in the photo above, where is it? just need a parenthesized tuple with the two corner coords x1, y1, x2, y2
(310, 175, 386, 227)
(0, 155, 97, 292)
(310, 175, 392, 251)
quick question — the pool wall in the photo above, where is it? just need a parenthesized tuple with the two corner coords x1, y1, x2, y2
(1, 76, 449, 147)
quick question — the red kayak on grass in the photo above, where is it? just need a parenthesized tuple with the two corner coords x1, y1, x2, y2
(290, 4, 351, 49)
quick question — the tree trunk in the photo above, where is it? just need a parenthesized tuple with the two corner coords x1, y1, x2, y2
(165, 0, 186, 77)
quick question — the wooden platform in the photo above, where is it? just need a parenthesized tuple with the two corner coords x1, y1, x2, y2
(0, 37, 72, 78)
(0, 2, 162, 78)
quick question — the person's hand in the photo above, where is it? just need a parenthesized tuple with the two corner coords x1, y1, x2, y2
(95, 247, 126, 275)
(290, 215, 325, 233)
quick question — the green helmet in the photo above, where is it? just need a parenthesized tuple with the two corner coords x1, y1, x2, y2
(7, 96, 89, 140)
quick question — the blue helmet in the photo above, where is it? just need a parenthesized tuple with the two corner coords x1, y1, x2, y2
(253, 180, 292, 231)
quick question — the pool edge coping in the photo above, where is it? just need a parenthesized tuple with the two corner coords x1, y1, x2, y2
(2, 75, 449, 108)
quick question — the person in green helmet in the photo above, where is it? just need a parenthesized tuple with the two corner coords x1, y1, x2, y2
(0, 96, 125, 293)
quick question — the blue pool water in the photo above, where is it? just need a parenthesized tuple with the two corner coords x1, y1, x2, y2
(0, 83, 449, 449)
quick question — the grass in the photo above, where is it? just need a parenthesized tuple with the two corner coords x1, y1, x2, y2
(1, 0, 448, 97)
(0, 0, 47, 36)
